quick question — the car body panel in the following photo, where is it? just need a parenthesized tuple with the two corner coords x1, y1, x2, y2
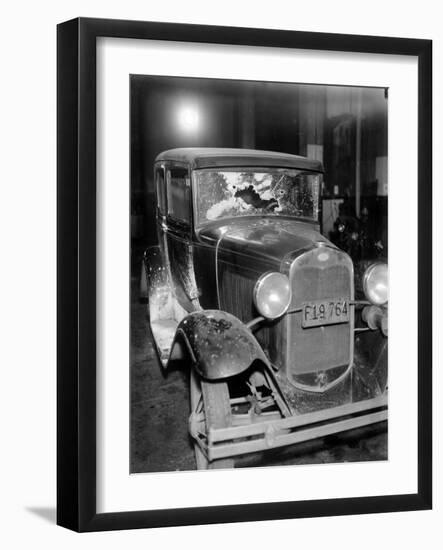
(156, 147, 324, 172)
(171, 310, 271, 380)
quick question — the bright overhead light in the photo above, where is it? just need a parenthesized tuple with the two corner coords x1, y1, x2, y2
(177, 105, 200, 133)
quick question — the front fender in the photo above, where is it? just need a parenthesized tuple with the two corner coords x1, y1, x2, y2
(169, 310, 270, 380)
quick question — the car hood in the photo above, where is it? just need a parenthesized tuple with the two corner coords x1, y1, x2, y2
(197, 217, 331, 265)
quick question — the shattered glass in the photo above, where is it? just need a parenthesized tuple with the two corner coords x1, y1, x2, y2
(194, 169, 321, 226)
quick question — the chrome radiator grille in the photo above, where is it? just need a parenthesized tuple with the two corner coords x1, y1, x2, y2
(286, 246, 354, 378)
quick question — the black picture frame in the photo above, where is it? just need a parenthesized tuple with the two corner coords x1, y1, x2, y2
(57, 17, 432, 532)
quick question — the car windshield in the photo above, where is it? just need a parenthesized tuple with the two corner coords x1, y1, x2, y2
(194, 168, 322, 227)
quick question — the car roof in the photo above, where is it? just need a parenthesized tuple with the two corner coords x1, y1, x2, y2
(155, 147, 323, 172)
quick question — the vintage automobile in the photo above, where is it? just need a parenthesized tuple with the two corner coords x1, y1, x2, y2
(141, 147, 388, 469)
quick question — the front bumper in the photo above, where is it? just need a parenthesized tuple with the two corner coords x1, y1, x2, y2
(191, 394, 387, 462)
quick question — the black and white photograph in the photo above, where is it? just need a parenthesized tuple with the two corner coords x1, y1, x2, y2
(130, 75, 389, 473)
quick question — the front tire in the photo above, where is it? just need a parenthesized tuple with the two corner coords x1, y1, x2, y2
(190, 369, 235, 470)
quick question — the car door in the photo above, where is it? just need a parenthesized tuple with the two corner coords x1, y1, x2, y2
(154, 162, 168, 258)
(165, 164, 200, 312)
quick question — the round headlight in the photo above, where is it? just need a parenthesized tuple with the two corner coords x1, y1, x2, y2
(363, 262, 388, 306)
(253, 272, 292, 320)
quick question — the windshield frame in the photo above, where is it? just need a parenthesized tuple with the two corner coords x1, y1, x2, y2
(192, 166, 323, 229)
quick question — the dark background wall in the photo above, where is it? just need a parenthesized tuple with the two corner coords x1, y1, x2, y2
(130, 75, 388, 245)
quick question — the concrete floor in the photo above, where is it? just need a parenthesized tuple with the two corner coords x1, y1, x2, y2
(130, 245, 387, 473)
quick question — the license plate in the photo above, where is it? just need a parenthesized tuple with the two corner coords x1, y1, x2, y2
(302, 298, 349, 328)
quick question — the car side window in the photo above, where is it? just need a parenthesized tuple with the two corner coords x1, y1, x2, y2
(155, 166, 166, 215)
(166, 167, 191, 225)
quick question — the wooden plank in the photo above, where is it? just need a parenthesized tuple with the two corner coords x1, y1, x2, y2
(209, 395, 387, 443)
(210, 410, 388, 460)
